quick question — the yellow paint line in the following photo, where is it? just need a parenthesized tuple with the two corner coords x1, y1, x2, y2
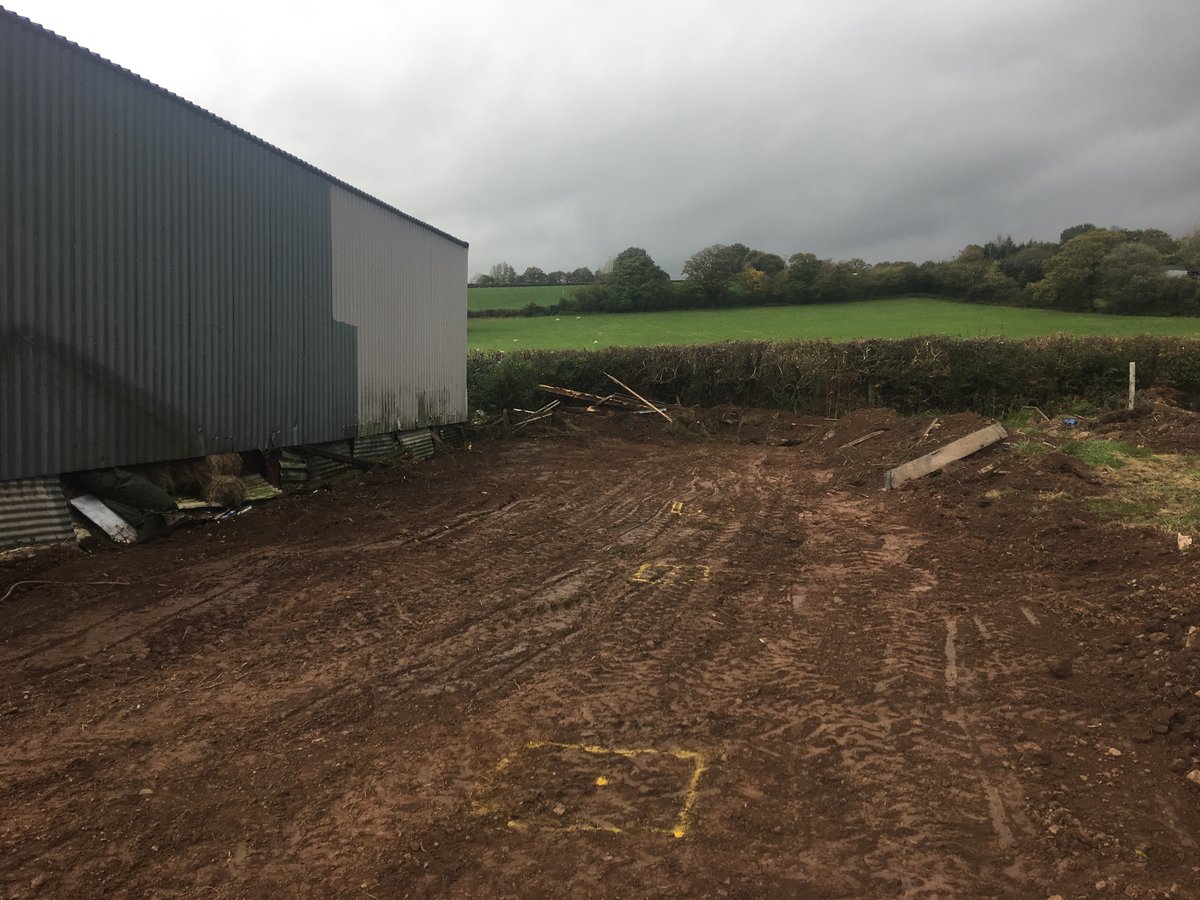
(475, 741, 709, 838)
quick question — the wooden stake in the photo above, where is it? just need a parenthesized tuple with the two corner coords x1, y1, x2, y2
(1128, 361, 1136, 411)
(604, 373, 673, 422)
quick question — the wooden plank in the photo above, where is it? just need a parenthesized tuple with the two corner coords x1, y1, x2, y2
(604, 373, 673, 422)
(884, 423, 1008, 490)
(69, 495, 139, 544)
(538, 384, 637, 409)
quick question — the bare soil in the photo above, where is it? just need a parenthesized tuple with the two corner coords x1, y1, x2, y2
(2, 410, 1200, 898)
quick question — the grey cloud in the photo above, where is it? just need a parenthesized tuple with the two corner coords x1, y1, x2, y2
(10, 0, 1200, 277)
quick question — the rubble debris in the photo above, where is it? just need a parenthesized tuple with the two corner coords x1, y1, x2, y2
(69, 495, 138, 544)
(604, 373, 673, 422)
(538, 383, 672, 419)
(75, 468, 177, 527)
(511, 400, 560, 431)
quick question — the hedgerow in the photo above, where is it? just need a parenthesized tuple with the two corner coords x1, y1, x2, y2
(467, 336, 1200, 416)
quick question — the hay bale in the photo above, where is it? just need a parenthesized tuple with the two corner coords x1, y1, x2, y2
(207, 453, 243, 476)
(173, 459, 214, 495)
(141, 463, 177, 494)
(203, 475, 246, 508)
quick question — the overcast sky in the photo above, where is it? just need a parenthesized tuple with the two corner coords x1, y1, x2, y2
(9, 0, 1200, 276)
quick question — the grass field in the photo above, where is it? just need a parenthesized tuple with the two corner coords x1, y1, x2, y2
(468, 296, 1200, 350)
(468, 284, 579, 310)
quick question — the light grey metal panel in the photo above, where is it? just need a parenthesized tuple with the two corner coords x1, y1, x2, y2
(0, 476, 73, 549)
(330, 187, 468, 435)
(0, 9, 466, 483)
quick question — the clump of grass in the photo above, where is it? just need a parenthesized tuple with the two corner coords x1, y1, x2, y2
(1085, 452, 1200, 533)
(1012, 440, 1051, 456)
(1064, 438, 1154, 469)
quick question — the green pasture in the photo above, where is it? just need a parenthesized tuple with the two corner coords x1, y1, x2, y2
(468, 284, 579, 311)
(467, 297, 1200, 350)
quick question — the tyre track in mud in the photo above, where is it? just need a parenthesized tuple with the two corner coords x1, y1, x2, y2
(5, 428, 1200, 897)
(427, 447, 1052, 895)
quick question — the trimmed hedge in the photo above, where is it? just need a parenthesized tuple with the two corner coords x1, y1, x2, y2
(467, 336, 1200, 416)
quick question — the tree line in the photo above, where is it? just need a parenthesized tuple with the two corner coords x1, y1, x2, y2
(473, 261, 596, 286)
(470, 225, 1200, 317)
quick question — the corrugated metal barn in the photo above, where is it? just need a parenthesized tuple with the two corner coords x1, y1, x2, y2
(0, 8, 468, 546)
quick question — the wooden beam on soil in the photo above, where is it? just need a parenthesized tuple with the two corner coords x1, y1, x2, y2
(838, 429, 886, 450)
(884, 423, 1008, 490)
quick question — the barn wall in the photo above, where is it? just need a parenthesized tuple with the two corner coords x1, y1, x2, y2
(0, 9, 467, 482)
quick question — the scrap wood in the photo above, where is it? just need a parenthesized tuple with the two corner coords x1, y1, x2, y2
(299, 444, 382, 470)
(1022, 405, 1051, 423)
(512, 410, 555, 431)
(1, 579, 130, 603)
(919, 418, 942, 441)
(884, 423, 1008, 490)
(838, 429, 886, 450)
(511, 400, 560, 418)
(603, 373, 672, 422)
(538, 384, 642, 410)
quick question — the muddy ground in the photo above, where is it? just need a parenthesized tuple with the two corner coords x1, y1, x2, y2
(2, 409, 1199, 898)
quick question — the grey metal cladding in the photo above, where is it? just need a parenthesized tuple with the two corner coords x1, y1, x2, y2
(0, 9, 466, 482)
(331, 187, 468, 434)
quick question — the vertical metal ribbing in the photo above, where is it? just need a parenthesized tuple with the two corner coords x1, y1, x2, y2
(1, 8, 465, 483)
(329, 186, 467, 434)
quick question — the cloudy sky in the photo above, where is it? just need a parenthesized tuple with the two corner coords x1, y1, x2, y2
(8, 0, 1200, 276)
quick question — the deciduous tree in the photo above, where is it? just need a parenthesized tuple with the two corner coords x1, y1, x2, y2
(683, 243, 751, 303)
(1032, 229, 1123, 310)
(489, 261, 516, 285)
(606, 247, 670, 311)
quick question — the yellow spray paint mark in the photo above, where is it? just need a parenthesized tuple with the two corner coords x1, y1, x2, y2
(631, 562, 712, 585)
(670, 501, 684, 515)
(474, 740, 708, 839)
